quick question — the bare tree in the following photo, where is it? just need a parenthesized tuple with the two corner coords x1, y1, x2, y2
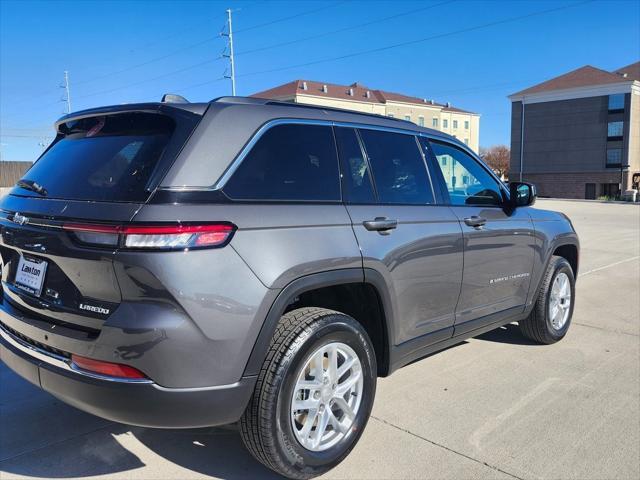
(480, 145, 510, 179)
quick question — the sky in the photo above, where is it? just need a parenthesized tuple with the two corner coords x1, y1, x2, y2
(1, 0, 639, 162)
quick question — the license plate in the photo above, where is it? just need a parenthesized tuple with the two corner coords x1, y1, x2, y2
(14, 256, 48, 297)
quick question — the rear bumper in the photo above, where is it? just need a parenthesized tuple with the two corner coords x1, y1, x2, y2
(0, 322, 256, 428)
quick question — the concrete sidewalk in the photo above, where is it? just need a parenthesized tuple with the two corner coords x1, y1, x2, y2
(1, 199, 639, 479)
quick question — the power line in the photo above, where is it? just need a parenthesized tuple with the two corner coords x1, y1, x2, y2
(236, 0, 456, 57)
(1, 2, 346, 109)
(72, 37, 220, 87)
(74, 57, 223, 101)
(236, 0, 594, 79)
(235, 1, 347, 33)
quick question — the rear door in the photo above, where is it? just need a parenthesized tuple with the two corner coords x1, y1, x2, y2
(337, 126, 463, 346)
(0, 109, 200, 332)
(426, 139, 536, 331)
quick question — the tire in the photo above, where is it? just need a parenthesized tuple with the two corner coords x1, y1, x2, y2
(519, 255, 575, 344)
(240, 307, 377, 479)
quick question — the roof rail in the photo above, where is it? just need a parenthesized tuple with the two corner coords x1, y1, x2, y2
(211, 96, 412, 124)
(267, 99, 412, 124)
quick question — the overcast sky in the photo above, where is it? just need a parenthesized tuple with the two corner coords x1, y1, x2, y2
(1, 0, 638, 161)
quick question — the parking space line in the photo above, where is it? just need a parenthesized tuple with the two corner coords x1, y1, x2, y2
(578, 256, 640, 277)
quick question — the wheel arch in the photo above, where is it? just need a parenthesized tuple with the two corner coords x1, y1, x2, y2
(242, 268, 395, 378)
(526, 233, 580, 314)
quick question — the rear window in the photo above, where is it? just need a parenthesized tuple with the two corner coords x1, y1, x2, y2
(17, 113, 176, 202)
(223, 124, 340, 201)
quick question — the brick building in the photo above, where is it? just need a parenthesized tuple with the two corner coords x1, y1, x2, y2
(508, 62, 639, 199)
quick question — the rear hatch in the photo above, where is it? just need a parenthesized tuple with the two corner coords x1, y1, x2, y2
(0, 105, 203, 334)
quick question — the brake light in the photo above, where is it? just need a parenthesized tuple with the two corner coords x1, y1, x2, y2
(71, 354, 147, 379)
(63, 223, 235, 250)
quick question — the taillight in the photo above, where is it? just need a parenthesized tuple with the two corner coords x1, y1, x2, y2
(63, 223, 235, 250)
(71, 354, 147, 379)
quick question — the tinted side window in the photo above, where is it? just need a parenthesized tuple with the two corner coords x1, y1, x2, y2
(359, 129, 433, 205)
(334, 127, 375, 203)
(224, 124, 340, 201)
(429, 141, 503, 206)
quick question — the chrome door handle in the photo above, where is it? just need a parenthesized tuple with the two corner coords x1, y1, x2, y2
(464, 216, 487, 228)
(363, 217, 398, 233)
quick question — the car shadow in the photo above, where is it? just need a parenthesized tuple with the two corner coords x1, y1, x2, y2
(475, 323, 541, 346)
(0, 363, 281, 479)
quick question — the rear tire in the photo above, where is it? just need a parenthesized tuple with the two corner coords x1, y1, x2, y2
(519, 255, 575, 344)
(240, 307, 377, 479)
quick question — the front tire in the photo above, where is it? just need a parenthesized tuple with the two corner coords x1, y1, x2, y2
(519, 255, 575, 344)
(240, 307, 377, 479)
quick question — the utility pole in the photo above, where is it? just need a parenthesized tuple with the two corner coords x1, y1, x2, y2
(61, 70, 72, 114)
(222, 9, 236, 96)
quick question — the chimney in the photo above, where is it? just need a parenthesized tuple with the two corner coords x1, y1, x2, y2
(301, 81, 308, 91)
(446, 102, 451, 107)
(348, 88, 354, 96)
(322, 84, 328, 93)
(430, 99, 435, 105)
(365, 90, 371, 98)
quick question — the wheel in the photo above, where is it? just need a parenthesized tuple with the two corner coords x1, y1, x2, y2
(240, 307, 377, 479)
(519, 255, 575, 344)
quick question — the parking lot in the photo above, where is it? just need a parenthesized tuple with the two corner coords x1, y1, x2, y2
(1, 199, 639, 480)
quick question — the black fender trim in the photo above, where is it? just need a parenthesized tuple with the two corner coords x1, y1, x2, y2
(242, 268, 396, 377)
(525, 232, 580, 315)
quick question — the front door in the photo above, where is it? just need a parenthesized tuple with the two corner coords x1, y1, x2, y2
(427, 140, 536, 331)
(335, 127, 463, 346)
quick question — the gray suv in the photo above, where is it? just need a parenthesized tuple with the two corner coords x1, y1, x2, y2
(0, 96, 579, 479)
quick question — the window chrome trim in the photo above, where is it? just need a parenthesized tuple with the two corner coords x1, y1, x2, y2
(0, 323, 153, 384)
(212, 116, 507, 199)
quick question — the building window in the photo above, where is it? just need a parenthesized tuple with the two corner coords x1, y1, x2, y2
(464, 138, 469, 145)
(464, 121, 469, 130)
(606, 148, 623, 167)
(388, 113, 394, 118)
(443, 119, 448, 128)
(432, 118, 438, 128)
(404, 115, 411, 122)
(418, 116, 424, 127)
(452, 120, 458, 129)
(608, 94, 625, 111)
(607, 121, 623, 139)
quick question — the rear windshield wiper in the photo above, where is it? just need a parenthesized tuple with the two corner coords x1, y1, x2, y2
(16, 179, 48, 196)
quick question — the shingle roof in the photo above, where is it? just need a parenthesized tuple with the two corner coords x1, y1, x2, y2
(511, 63, 639, 96)
(614, 61, 640, 82)
(251, 80, 476, 114)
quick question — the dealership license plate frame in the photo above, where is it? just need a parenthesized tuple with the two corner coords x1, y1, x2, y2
(14, 255, 48, 297)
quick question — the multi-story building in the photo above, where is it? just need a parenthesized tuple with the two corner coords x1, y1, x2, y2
(509, 62, 640, 199)
(252, 80, 480, 152)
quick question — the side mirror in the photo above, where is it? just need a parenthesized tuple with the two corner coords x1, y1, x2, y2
(509, 182, 536, 208)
